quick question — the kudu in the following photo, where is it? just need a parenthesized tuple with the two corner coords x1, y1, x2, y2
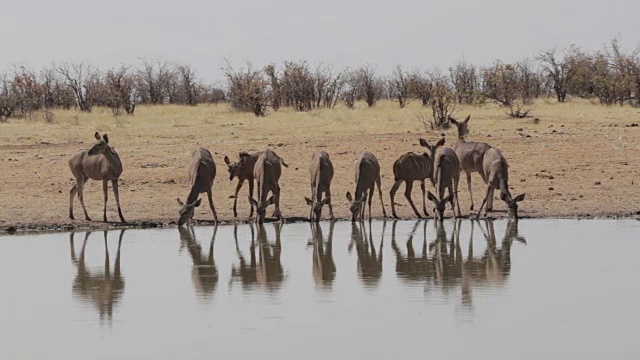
(346, 151, 387, 222)
(248, 149, 288, 223)
(224, 151, 262, 217)
(230, 224, 258, 288)
(476, 147, 525, 219)
(255, 222, 285, 291)
(421, 138, 462, 220)
(177, 147, 218, 226)
(304, 150, 335, 222)
(391, 220, 430, 282)
(389, 141, 436, 218)
(70, 230, 125, 323)
(178, 224, 218, 298)
(449, 115, 493, 211)
(68, 132, 125, 222)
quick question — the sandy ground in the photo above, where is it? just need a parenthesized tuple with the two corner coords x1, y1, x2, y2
(1, 100, 639, 234)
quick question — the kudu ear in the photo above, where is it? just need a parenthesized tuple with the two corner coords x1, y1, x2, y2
(444, 193, 455, 204)
(304, 197, 313, 205)
(321, 196, 331, 205)
(514, 193, 525, 202)
(419, 138, 431, 149)
(427, 191, 437, 202)
(358, 192, 368, 204)
(448, 116, 458, 125)
(103, 134, 109, 143)
(435, 137, 445, 148)
(464, 114, 471, 123)
(191, 198, 202, 207)
(224, 155, 230, 165)
(500, 191, 509, 201)
(94, 132, 101, 140)
(346, 192, 353, 202)
(177, 198, 184, 206)
(266, 195, 276, 205)
(248, 196, 258, 207)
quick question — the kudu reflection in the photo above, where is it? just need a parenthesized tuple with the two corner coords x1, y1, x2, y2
(309, 222, 336, 288)
(230, 223, 284, 291)
(177, 225, 218, 298)
(390, 219, 525, 310)
(69, 230, 125, 323)
(349, 221, 385, 287)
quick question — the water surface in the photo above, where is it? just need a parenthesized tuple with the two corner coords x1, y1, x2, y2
(1, 219, 639, 359)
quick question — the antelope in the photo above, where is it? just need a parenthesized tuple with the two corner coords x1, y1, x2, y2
(389, 141, 436, 218)
(349, 220, 385, 287)
(177, 147, 218, 226)
(421, 138, 462, 220)
(448, 115, 493, 211)
(248, 149, 288, 223)
(68, 132, 125, 222)
(304, 150, 335, 222)
(230, 223, 258, 288)
(390, 220, 430, 282)
(70, 230, 125, 323)
(346, 151, 387, 222)
(476, 147, 525, 219)
(223, 151, 262, 217)
(255, 222, 285, 291)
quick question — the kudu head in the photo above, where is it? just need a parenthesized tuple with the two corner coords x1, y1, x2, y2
(448, 114, 471, 139)
(88, 132, 112, 156)
(427, 191, 454, 221)
(500, 191, 525, 219)
(345, 191, 367, 222)
(177, 197, 202, 226)
(419, 137, 445, 159)
(305, 196, 331, 222)
(224, 152, 251, 181)
(248, 195, 275, 223)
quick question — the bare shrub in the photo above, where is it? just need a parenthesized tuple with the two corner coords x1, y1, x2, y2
(449, 59, 479, 104)
(388, 65, 411, 108)
(356, 64, 383, 107)
(537, 45, 581, 103)
(55, 61, 96, 112)
(105, 66, 137, 115)
(224, 61, 269, 116)
(429, 72, 455, 129)
(136, 57, 174, 104)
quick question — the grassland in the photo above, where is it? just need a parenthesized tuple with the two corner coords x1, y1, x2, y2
(1, 99, 639, 234)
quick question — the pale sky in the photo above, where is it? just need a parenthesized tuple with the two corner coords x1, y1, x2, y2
(2, 0, 639, 82)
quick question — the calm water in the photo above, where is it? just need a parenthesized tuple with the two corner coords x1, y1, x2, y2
(1, 219, 639, 360)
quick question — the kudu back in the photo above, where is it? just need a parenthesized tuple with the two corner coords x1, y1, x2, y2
(177, 147, 218, 226)
(476, 147, 525, 219)
(420, 138, 462, 220)
(305, 150, 335, 222)
(224, 151, 262, 217)
(249, 149, 288, 223)
(346, 151, 387, 222)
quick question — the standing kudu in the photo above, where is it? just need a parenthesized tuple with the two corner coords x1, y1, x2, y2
(68, 132, 125, 222)
(476, 147, 525, 219)
(448, 115, 493, 211)
(389, 145, 435, 218)
(346, 151, 387, 222)
(177, 147, 218, 226)
(224, 151, 262, 217)
(421, 138, 462, 220)
(304, 150, 335, 222)
(248, 149, 288, 223)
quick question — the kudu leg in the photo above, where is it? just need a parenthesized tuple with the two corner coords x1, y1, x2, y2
(112, 179, 126, 223)
(248, 179, 255, 217)
(453, 179, 462, 218)
(232, 179, 244, 218)
(376, 178, 387, 218)
(207, 189, 218, 224)
(368, 187, 374, 221)
(487, 187, 495, 213)
(466, 172, 474, 211)
(69, 184, 78, 220)
(389, 179, 402, 219)
(326, 189, 335, 221)
(77, 179, 91, 221)
(420, 179, 429, 217)
(102, 179, 109, 222)
(404, 180, 422, 218)
(476, 185, 492, 219)
(274, 185, 282, 221)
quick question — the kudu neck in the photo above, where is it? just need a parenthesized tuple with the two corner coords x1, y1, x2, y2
(102, 147, 123, 173)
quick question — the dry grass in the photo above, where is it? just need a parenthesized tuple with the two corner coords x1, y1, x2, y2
(1, 99, 639, 233)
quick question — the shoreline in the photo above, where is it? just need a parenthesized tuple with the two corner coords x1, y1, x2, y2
(3, 212, 639, 236)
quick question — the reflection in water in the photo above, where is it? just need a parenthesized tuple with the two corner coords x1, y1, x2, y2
(350, 221, 385, 287)
(231, 223, 285, 292)
(70, 230, 125, 324)
(391, 220, 429, 282)
(310, 222, 336, 288)
(178, 225, 218, 300)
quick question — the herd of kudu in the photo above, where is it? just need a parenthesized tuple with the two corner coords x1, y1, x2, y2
(68, 115, 525, 226)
